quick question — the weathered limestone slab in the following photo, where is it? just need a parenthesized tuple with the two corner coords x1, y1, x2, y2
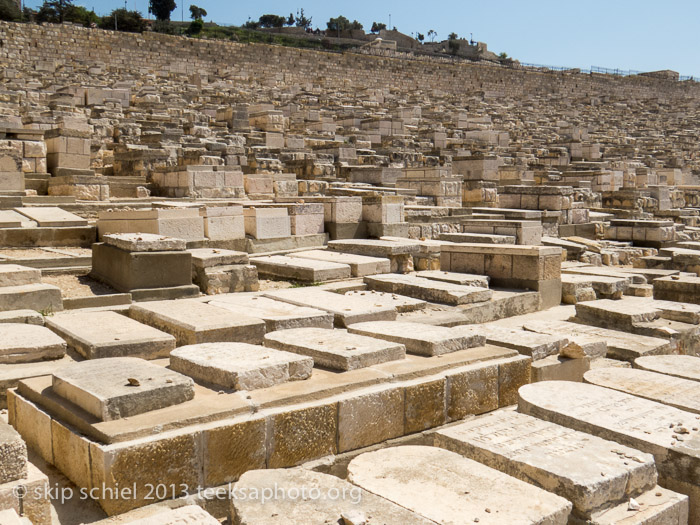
(263, 288, 397, 327)
(14, 207, 87, 227)
(0, 283, 63, 314)
(365, 273, 492, 305)
(328, 239, 420, 273)
(468, 325, 569, 360)
(531, 355, 591, 383)
(635, 355, 700, 382)
(103, 233, 186, 252)
(288, 249, 390, 277)
(347, 446, 572, 524)
(0, 462, 51, 525)
(0, 211, 23, 228)
(416, 270, 490, 288)
(0, 310, 43, 325)
(584, 367, 700, 414)
(345, 289, 426, 312)
(0, 421, 27, 484)
(263, 327, 406, 371)
(348, 321, 484, 356)
(435, 410, 660, 520)
(585, 486, 688, 524)
(439, 231, 516, 244)
(208, 294, 332, 331)
(125, 505, 220, 525)
(97, 208, 205, 242)
(230, 467, 434, 525)
(188, 248, 248, 267)
(129, 300, 266, 346)
(524, 320, 668, 361)
(0, 324, 66, 364)
(250, 255, 351, 282)
(0, 355, 73, 409)
(45, 311, 175, 360)
(244, 207, 291, 240)
(0, 264, 40, 287)
(519, 380, 700, 521)
(170, 342, 312, 390)
(52, 357, 194, 421)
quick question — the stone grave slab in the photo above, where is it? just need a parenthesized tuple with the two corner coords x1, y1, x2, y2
(365, 273, 492, 305)
(347, 321, 484, 356)
(0, 421, 27, 484)
(0, 265, 40, 287)
(0, 283, 63, 314)
(263, 288, 397, 327)
(129, 300, 266, 346)
(328, 239, 420, 272)
(127, 505, 220, 525)
(45, 311, 176, 360)
(250, 255, 351, 282)
(344, 289, 426, 312)
(0, 309, 43, 325)
(103, 233, 186, 252)
(288, 249, 390, 277)
(207, 294, 333, 331)
(518, 380, 700, 521)
(263, 327, 406, 371)
(416, 270, 490, 288)
(1, 324, 66, 364)
(465, 325, 569, 360)
(231, 468, 434, 525)
(584, 367, 700, 414)
(435, 410, 662, 521)
(347, 446, 572, 524)
(169, 342, 312, 391)
(587, 486, 687, 524)
(0, 210, 23, 228)
(635, 355, 700, 382)
(52, 357, 194, 421)
(14, 207, 87, 227)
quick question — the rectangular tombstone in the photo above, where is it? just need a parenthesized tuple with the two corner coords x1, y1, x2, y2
(129, 300, 266, 346)
(347, 321, 485, 356)
(0, 265, 40, 287)
(14, 207, 87, 227)
(263, 327, 406, 371)
(435, 410, 659, 520)
(518, 380, 700, 521)
(288, 250, 390, 277)
(243, 208, 291, 240)
(1, 324, 66, 364)
(169, 342, 312, 391)
(416, 270, 490, 288)
(462, 325, 567, 361)
(364, 273, 492, 305)
(344, 290, 426, 312)
(250, 255, 351, 282)
(45, 311, 175, 360)
(52, 357, 194, 421)
(347, 446, 572, 524)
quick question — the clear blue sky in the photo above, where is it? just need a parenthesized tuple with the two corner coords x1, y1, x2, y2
(23, 0, 700, 76)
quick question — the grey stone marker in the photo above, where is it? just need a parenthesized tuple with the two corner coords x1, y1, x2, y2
(52, 357, 195, 421)
(170, 342, 313, 390)
(1, 324, 66, 364)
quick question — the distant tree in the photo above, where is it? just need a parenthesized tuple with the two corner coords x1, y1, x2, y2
(417, 33, 424, 42)
(427, 29, 436, 42)
(187, 17, 203, 35)
(189, 4, 206, 20)
(149, 0, 176, 21)
(448, 39, 459, 53)
(258, 14, 285, 28)
(243, 17, 259, 29)
(0, 0, 21, 21)
(448, 32, 458, 40)
(99, 8, 145, 32)
(37, 0, 98, 26)
(327, 15, 362, 32)
(294, 8, 311, 30)
(286, 12, 295, 26)
(370, 21, 386, 33)
(498, 52, 509, 60)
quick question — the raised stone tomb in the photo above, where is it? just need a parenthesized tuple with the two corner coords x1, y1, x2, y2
(250, 255, 351, 282)
(1, 323, 66, 364)
(288, 249, 390, 277)
(364, 273, 493, 305)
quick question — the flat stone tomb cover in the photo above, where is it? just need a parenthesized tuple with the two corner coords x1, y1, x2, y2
(51, 357, 194, 421)
(1, 323, 66, 364)
(475, 325, 567, 360)
(416, 270, 490, 287)
(584, 367, 700, 414)
(347, 446, 572, 524)
(14, 206, 87, 227)
(344, 289, 426, 312)
(169, 342, 313, 391)
(207, 294, 333, 331)
(365, 273, 492, 305)
(231, 467, 435, 524)
(127, 505, 220, 525)
(347, 321, 484, 356)
(251, 255, 351, 281)
(435, 410, 658, 519)
(263, 327, 406, 371)
(288, 249, 391, 276)
(103, 233, 186, 252)
(0, 264, 40, 287)
(635, 355, 700, 382)
(44, 311, 176, 360)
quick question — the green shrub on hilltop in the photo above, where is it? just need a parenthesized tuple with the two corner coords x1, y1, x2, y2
(0, 0, 21, 22)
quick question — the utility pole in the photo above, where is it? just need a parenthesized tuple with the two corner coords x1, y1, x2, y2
(389, 14, 391, 30)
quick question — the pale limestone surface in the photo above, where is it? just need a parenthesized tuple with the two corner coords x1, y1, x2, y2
(347, 446, 572, 524)
(288, 249, 391, 276)
(14, 206, 87, 227)
(170, 342, 313, 390)
(103, 233, 187, 252)
(0, 264, 40, 287)
(263, 327, 406, 370)
(125, 505, 220, 524)
(365, 273, 493, 305)
(52, 357, 194, 421)
(0, 421, 27, 484)
(416, 269, 490, 287)
(250, 255, 351, 282)
(635, 355, 700, 382)
(188, 248, 248, 267)
(344, 289, 426, 312)
(207, 294, 333, 331)
(347, 321, 484, 356)
(45, 311, 175, 359)
(463, 325, 567, 360)
(1, 323, 66, 364)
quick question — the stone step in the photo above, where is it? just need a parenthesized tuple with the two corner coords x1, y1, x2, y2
(263, 326, 406, 371)
(263, 288, 397, 327)
(519, 380, 700, 522)
(347, 321, 484, 356)
(435, 410, 670, 521)
(347, 446, 572, 524)
(250, 255, 351, 282)
(364, 273, 493, 305)
(0, 283, 63, 313)
(288, 249, 390, 277)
